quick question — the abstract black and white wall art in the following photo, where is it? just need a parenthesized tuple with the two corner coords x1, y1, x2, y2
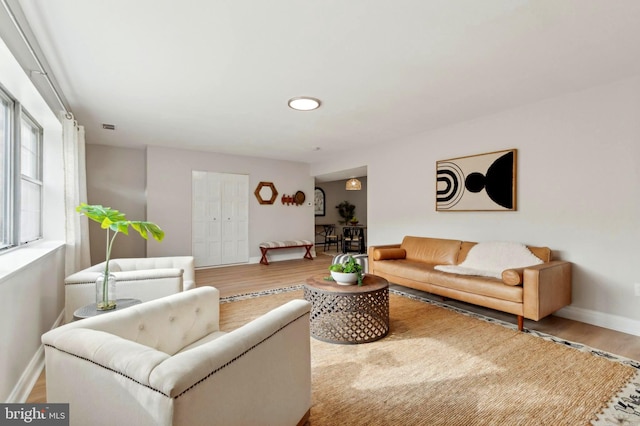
(436, 149, 517, 211)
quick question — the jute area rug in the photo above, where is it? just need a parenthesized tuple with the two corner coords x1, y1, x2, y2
(220, 286, 640, 426)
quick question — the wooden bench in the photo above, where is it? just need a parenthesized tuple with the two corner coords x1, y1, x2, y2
(259, 240, 314, 265)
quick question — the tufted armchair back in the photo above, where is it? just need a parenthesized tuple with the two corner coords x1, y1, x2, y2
(106, 256, 196, 291)
(63, 256, 195, 323)
(42, 287, 312, 426)
(52, 286, 220, 355)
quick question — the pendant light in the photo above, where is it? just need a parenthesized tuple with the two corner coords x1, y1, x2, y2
(346, 178, 362, 190)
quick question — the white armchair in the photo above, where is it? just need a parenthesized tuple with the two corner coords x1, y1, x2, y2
(64, 256, 195, 323)
(42, 287, 312, 426)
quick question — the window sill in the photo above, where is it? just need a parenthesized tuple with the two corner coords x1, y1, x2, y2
(0, 240, 65, 284)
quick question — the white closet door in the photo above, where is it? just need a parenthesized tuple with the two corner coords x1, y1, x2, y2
(220, 173, 249, 264)
(192, 171, 248, 267)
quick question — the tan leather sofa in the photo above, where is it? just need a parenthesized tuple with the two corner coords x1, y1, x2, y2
(368, 236, 572, 330)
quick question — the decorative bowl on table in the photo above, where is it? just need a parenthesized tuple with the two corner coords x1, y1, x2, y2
(330, 271, 359, 285)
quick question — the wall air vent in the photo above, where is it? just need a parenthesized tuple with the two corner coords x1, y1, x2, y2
(102, 123, 116, 130)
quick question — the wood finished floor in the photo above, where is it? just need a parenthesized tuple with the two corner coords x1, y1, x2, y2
(27, 251, 640, 403)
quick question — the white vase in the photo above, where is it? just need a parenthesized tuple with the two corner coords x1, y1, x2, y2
(96, 272, 116, 310)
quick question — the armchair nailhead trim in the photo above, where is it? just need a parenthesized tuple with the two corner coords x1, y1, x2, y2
(43, 344, 169, 397)
(175, 311, 310, 399)
(44, 311, 310, 400)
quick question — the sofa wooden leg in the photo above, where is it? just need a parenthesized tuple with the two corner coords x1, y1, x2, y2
(517, 315, 524, 331)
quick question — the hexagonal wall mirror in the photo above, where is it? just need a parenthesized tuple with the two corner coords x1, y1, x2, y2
(254, 181, 278, 205)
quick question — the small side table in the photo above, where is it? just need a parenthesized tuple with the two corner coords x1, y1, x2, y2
(304, 274, 389, 344)
(73, 298, 142, 320)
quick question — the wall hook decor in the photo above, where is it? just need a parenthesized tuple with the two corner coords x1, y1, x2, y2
(281, 191, 305, 206)
(281, 194, 294, 205)
(254, 182, 278, 205)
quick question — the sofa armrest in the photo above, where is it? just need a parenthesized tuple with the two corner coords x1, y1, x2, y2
(65, 268, 183, 284)
(150, 298, 311, 395)
(368, 244, 402, 275)
(43, 328, 169, 387)
(148, 298, 311, 425)
(523, 261, 572, 320)
(42, 328, 176, 425)
(64, 264, 107, 284)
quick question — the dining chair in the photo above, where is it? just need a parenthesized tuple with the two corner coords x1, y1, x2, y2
(342, 226, 364, 254)
(324, 225, 341, 252)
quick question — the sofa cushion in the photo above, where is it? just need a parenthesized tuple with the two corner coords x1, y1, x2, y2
(373, 259, 436, 282)
(373, 248, 406, 260)
(501, 269, 523, 285)
(374, 259, 523, 303)
(427, 269, 523, 303)
(401, 236, 461, 265)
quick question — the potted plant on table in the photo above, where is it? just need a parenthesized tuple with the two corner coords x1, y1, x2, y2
(328, 256, 364, 286)
(76, 203, 165, 310)
(336, 201, 356, 224)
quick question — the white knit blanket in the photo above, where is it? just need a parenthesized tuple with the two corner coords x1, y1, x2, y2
(434, 241, 543, 279)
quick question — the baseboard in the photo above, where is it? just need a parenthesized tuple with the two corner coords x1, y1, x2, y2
(6, 310, 64, 402)
(7, 347, 44, 403)
(555, 305, 640, 337)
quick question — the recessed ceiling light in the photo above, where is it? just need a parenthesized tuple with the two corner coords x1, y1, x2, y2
(288, 97, 321, 111)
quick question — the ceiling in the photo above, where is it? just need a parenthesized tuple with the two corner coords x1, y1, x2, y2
(8, 1, 640, 172)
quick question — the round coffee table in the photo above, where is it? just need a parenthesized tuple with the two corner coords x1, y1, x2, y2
(304, 274, 389, 344)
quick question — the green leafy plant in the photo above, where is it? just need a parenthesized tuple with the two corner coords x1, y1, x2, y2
(76, 203, 165, 308)
(328, 256, 364, 285)
(335, 200, 356, 224)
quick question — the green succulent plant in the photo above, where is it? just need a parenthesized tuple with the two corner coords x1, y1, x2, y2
(328, 256, 364, 285)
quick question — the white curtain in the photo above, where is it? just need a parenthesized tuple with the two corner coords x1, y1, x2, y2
(62, 113, 91, 276)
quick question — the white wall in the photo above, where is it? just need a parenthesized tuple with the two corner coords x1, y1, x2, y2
(85, 144, 147, 264)
(316, 75, 640, 335)
(0, 243, 64, 402)
(0, 37, 66, 401)
(146, 146, 315, 263)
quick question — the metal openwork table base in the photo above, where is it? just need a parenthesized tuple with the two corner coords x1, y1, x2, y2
(304, 274, 389, 344)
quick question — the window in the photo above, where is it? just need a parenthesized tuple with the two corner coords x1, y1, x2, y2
(0, 86, 43, 250)
(20, 113, 43, 243)
(0, 91, 12, 249)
